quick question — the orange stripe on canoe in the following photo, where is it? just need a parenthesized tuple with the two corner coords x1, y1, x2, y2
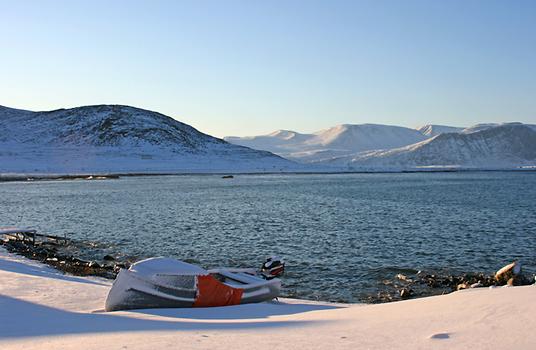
(193, 275, 243, 307)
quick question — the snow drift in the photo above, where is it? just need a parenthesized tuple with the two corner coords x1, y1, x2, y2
(2, 247, 536, 350)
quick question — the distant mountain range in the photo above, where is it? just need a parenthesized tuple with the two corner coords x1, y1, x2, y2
(0, 105, 300, 174)
(1, 104, 535, 174)
(225, 124, 427, 162)
(320, 123, 536, 170)
(225, 122, 536, 170)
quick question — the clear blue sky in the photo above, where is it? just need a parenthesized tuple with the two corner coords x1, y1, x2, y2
(1, 0, 535, 137)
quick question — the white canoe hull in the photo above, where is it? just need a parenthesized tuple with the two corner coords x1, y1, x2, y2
(105, 258, 281, 311)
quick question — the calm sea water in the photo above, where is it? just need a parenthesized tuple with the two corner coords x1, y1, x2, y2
(1, 172, 535, 302)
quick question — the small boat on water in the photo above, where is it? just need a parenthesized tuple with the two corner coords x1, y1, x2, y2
(105, 256, 284, 311)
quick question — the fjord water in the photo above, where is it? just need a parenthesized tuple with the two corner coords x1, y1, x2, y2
(1, 172, 535, 302)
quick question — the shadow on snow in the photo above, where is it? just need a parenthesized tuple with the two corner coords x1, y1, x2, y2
(0, 295, 340, 339)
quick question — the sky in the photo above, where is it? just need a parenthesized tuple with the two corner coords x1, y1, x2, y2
(1, 0, 536, 137)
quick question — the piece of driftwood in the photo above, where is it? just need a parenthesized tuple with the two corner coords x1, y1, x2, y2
(0, 227, 69, 246)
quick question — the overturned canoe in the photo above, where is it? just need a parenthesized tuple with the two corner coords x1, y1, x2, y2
(105, 257, 281, 311)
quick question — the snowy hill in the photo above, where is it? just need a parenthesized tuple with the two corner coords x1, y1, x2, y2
(0, 105, 302, 174)
(3, 105, 533, 173)
(320, 123, 536, 170)
(461, 123, 499, 134)
(225, 124, 426, 162)
(310, 124, 426, 151)
(226, 122, 536, 169)
(224, 130, 315, 155)
(461, 122, 536, 134)
(417, 124, 464, 137)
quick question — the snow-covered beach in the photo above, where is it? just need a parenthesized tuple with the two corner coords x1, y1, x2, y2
(3, 1, 536, 349)
(1, 247, 535, 350)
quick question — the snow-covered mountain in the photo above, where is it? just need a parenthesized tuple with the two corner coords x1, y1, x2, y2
(226, 122, 536, 170)
(0, 105, 302, 174)
(3, 105, 533, 174)
(459, 123, 536, 134)
(319, 123, 536, 170)
(310, 124, 427, 151)
(224, 130, 316, 156)
(417, 124, 464, 137)
(461, 123, 499, 134)
(225, 124, 427, 162)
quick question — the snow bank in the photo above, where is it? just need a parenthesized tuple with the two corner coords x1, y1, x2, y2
(1, 248, 535, 349)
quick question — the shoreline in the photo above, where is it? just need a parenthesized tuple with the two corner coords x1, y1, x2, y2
(1, 246, 535, 349)
(2, 237, 533, 305)
(1, 168, 535, 182)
